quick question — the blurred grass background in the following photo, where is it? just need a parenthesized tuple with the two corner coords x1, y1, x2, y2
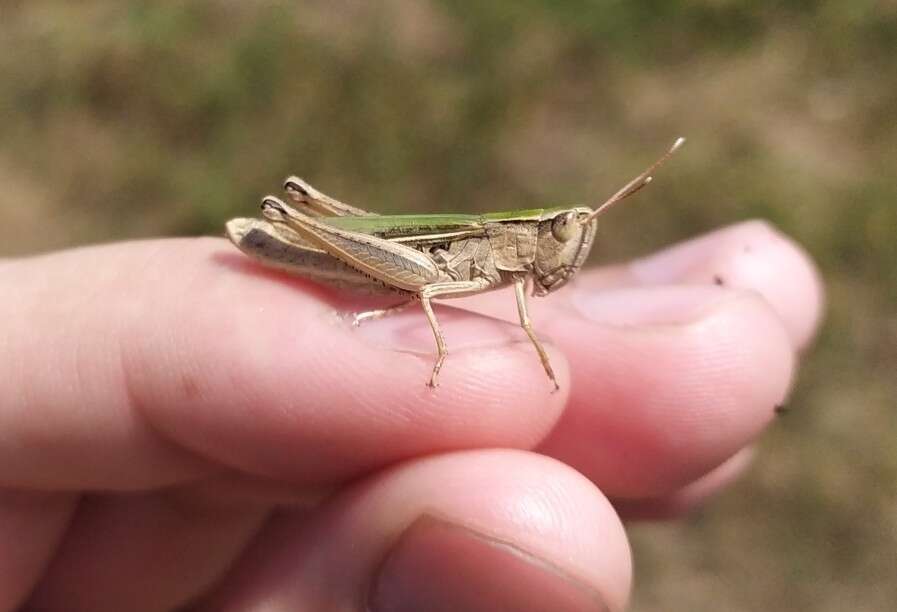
(1, 1, 895, 610)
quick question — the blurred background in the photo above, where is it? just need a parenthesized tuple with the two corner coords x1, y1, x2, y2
(2, 1, 895, 610)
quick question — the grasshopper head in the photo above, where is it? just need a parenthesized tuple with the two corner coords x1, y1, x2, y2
(532, 137, 685, 296)
(532, 207, 597, 296)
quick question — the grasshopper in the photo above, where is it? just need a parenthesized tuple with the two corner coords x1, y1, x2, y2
(226, 138, 684, 389)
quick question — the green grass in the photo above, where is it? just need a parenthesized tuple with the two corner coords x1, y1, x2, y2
(2, 2, 895, 609)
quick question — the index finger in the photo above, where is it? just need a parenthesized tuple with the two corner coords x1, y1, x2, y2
(0, 239, 569, 491)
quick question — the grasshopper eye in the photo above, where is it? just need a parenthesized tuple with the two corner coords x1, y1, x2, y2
(551, 211, 578, 242)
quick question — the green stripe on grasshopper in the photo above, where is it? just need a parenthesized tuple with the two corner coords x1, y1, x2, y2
(319, 207, 577, 239)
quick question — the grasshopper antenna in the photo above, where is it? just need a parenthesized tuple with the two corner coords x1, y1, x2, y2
(583, 137, 685, 224)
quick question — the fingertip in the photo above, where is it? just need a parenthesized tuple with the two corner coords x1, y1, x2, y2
(540, 286, 794, 498)
(628, 219, 825, 349)
(361, 451, 632, 611)
(613, 447, 755, 520)
(196, 450, 631, 612)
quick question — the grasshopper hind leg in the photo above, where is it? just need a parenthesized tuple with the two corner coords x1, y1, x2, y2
(281, 176, 375, 218)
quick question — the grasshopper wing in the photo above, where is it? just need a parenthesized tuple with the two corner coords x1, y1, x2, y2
(262, 197, 447, 292)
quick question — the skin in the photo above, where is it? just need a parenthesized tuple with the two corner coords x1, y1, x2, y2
(0, 219, 822, 612)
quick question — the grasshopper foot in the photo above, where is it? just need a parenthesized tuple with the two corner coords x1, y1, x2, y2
(427, 352, 446, 389)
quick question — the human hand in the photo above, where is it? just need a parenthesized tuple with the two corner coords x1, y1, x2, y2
(0, 220, 821, 611)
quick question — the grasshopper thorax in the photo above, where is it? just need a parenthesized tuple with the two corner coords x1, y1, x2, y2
(532, 207, 597, 296)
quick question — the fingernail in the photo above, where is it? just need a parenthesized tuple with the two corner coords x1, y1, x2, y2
(572, 285, 729, 326)
(353, 308, 520, 353)
(626, 220, 780, 285)
(368, 515, 608, 612)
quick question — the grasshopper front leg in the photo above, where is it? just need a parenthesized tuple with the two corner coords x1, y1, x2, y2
(513, 275, 559, 391)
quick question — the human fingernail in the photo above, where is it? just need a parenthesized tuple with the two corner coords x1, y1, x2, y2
(353, 308, 520, 353)
(626, 221, 770, 282)
(572, 285, 730, 326)
(628, 220, 824, 349)
(368, 515, 608, 612)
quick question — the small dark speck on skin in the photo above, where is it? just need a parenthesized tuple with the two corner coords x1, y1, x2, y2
(713, 275, 725, 286)
(774, 404, 788, 415)
(743, 244, 752, 253)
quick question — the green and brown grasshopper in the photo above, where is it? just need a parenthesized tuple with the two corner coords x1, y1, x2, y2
(226, 138, 684, 389)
